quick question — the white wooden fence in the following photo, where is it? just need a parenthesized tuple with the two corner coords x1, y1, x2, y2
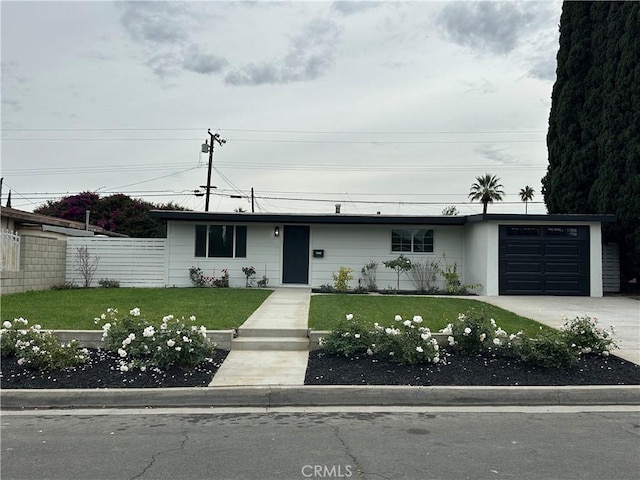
(66, 237, 166, 287)
(1, 229, 20, 272)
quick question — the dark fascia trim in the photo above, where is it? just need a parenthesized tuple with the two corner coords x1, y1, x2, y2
(150, 210, 616, 226)
(150, 210, 466, 225)
(465, 213, 617, 223)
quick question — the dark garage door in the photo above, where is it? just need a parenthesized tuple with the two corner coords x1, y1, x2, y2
(499, 225, 590, 295)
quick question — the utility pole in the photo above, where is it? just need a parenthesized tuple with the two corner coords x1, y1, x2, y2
(202, 129, 226, 212)
(251, 187, 255, 213)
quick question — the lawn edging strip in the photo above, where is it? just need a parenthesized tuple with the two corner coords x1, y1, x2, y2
(2, 385, 638, 410)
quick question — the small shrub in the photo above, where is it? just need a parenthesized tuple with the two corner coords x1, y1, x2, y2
(50, 281, 79, 290)
(409, 258, 440, 293)
(360, 260, 378, 291)
(99, 308, 215, 370)
(242, 266, 256, 287)
(516, 331, 580, 368)
(440, 310, 521, 355)
(441, 311, 495, 354)
(98, 278, 120, 288)
(318, 283, 335, 293)
(0, 318, 87, 371)
(559, 315, 617, 355)
(332, 267, 354, 292)
(372, 315, 441, 364)
(189, 267, 208, 287)
(321, 314, 372, 357)
(439, 255, 480, 294)
(212, 269, 229, 288)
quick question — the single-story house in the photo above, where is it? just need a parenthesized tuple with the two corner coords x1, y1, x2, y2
(150, 210, 616, 297)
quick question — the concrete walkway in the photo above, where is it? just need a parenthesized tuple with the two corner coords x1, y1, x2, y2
(475, 296, 640, 365)
(209, 288, 311, 386)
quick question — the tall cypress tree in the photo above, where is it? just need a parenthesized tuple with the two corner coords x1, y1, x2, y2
(543, 1, 640, 286)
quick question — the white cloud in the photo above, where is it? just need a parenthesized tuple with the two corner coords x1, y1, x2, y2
(225, 18, 341, 85)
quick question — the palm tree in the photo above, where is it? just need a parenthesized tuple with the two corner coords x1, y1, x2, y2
(468, 174, 504, 215)
(519, 186, 535, 214)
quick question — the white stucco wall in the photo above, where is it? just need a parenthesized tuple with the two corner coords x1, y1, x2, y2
(309, 224, 464, 291)
(165, 221, 465, 290)
(463, 222, 497, 296)
(165, 222, 281, 287)
(164, 219, 605, 296)
(588, 222, 604, 297)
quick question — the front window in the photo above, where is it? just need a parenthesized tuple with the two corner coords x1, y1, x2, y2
(195, 225, 247, 258)
(391, 229, 433, 253)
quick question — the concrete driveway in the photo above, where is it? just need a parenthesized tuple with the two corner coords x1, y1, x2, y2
(474, 296, 640, 365)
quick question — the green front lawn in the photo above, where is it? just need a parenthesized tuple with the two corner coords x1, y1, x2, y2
(309, 294, 549, 337)
(0, 288, 273, 330)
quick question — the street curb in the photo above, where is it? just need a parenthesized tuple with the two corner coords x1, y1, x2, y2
(1, 385, 638, 410)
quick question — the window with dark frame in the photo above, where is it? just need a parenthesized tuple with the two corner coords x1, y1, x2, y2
(391, 228, 434, 253)
(194, 225, 247, 258)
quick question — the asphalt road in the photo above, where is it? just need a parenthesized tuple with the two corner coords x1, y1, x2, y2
(2, 407, 639, 480)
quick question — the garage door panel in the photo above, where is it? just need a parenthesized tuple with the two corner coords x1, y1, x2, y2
(499, 225, 589, 296)
(503, 244, 543, 256)
(502, 261, 543, 274)
(545, 243, 581, 257)
(545, 279, 584, 295)
(545, 262, 583, 274)
(502, 279, 544, 294)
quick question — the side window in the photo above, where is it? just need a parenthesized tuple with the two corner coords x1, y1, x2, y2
(413, 229, 434, 253)
(235, 226, 247, 258)
(195, 225, 207, 257)
(391, 229, 434, 253)
(194, 225, 247, 258)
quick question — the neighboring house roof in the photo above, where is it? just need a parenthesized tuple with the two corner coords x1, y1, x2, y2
(150, 210, 616, 225)
(0, 207, 128, 237)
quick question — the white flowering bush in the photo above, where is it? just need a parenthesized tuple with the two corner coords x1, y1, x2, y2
(371, 315, 441, 364)
(322, 314, 440, 364)
(0, 318, 87, 371)
(559, 315, 617, 355)
(321, 314, 373, 357)
(98, 308, 214, 371)
(516, 315, 617, 368)
(440, 311, 519, 355)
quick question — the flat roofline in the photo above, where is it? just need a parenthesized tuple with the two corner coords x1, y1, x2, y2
(465, 213, 616, 223)
(150, 210, 616, 225)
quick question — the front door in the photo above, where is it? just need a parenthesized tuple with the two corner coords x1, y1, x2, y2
(282, 225, 310, 284)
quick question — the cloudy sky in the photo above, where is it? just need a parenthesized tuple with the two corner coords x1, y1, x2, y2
(1, 0, 562, 216)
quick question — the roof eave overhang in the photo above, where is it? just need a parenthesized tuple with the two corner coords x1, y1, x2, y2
(150, 210, 466, 226)
(150, 211, 616, 226)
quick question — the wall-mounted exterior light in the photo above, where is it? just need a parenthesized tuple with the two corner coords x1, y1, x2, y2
(274, 226, 280, 237)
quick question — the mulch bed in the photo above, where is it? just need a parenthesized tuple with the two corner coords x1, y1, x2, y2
(304, 350, 640, 386)
(0, 349, 229, 389)
(2, 348, 638, 389)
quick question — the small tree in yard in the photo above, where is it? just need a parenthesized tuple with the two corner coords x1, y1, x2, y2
(75, 246, 99, 288)
(383, 255, 412, 291)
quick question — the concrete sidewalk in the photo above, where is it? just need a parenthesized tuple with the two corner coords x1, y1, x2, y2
(475, 296, 640, 365)
(209, 288, 311, 386)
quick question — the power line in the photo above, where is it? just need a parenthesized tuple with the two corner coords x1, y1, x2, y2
(1, 137, 545, 144)
(1, 127, 546, 134)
